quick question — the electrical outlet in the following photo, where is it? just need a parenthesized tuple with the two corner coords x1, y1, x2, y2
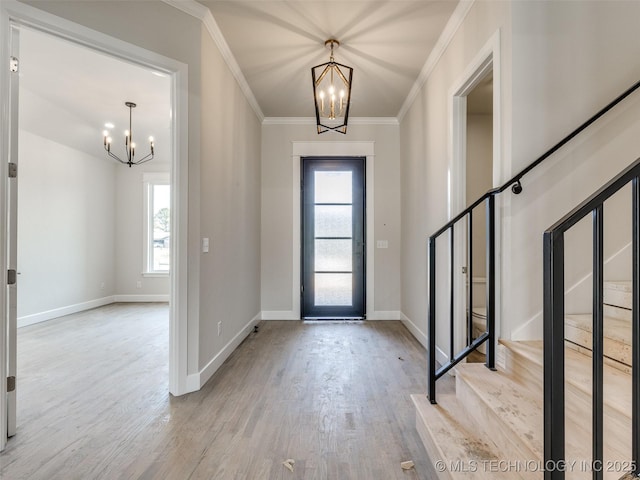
(217, 321, 222, 336)
(136, 281, 142, 289)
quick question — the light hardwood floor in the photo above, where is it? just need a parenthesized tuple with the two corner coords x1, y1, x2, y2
(0, 305, 431, 479)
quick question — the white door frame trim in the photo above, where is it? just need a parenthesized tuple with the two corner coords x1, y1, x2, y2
(291, 141, 375, 320)
(447, 29, 502, 359)
(0, 2, 191, 410)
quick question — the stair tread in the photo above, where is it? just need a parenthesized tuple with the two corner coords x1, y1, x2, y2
(565, 314, 630, 345)
(500, 340, 631, 419)
(412, 393, 519, 479)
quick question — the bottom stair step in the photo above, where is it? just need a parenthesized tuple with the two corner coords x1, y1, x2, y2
(412, 393, 521, 479)
(456, 364, 542, 480)
(454, 360, 632, 480)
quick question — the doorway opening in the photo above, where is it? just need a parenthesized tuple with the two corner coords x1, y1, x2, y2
(1, 7, 189, 450)
(14, 23, 171, 434)
(448, 31, 501, 363)
(301, 157, 366, 319)
(464, 71, 494, 352)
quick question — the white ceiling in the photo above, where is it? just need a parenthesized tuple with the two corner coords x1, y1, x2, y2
(200, 0, 461, 118)
(19, 27, 171, 164)
(18, 0, 464, 156)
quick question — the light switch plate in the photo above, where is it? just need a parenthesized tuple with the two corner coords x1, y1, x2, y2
(202, 237, 209, 253)
(376, 240, 388, 249)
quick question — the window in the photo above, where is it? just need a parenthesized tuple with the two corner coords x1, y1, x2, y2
(143, 173, 170, 275)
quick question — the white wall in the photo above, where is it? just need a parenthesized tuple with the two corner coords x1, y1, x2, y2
(115, 163, 170, 299)
(23, 0, 263, 387)
(17, 87, 171, 325)
(504, 0, 640, 338)
(400, 0, 640, 356)
(197, 27, 262, 369)
(261, 122, 401, 319)
(17, 127, 116, 323)
(400, 0, 512, 350)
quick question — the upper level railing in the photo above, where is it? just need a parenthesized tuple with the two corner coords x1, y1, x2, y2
(543, 157, 640, 480)
(427, 78, 640, 404)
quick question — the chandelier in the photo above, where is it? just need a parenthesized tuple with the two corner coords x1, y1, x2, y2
(311, 39, 353, 134)
(103, 102, 154, 167)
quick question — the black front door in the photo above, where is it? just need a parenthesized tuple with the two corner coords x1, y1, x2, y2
(301, 157, 366, 318)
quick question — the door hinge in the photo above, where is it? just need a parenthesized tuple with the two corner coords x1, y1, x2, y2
(8, 162, 17, 178)
(9, 57, 18, 73)
(462, 266, 468, 274)
(8, 269, 16, 285)
(7, 376, 15, 392)
(301, 285, 304, 294)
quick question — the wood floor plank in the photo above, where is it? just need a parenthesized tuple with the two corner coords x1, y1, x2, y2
(1, 308, 429, 479)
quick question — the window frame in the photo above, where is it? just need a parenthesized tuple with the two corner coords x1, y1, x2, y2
(143, 172, 171, 276)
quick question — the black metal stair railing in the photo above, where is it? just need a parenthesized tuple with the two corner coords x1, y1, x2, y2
(427, 193, 496, 403)
(543, 157, 640, 480)
(427, 78, 640, 405)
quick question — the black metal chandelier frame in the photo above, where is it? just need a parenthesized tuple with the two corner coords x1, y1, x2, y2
(311, 39, 353, 134)
(103, 101, 154, 167)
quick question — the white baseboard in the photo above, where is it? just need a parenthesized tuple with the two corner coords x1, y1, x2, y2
(436, 345, 448, 368)
(261, 310, 401, 321)
(196, 312, 262, 389)
(261, 310, 299, 320)
(18, 296, 115, 328)
(113, 294, 170, 302)
(400, 312, 426, 348)
(400, 311, 448, 366)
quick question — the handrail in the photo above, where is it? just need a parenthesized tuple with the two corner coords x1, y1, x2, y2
(430, 79, 640, 240)
(543, 156, 640, 479)
(427, 78, 640, 405)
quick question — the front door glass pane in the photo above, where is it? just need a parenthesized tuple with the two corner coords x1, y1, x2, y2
(315, 239, 352, 271)
(315, 273, 352, 306)
(315, 205, 352, 237)
(315, 171, 352, 203)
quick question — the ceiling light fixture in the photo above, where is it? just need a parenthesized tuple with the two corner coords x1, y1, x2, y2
(103, 102, 154, 167)
(311, 39, 353, 134)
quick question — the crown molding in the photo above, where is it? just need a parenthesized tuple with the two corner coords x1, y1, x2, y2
(262, 117, 399, 126)
(162, 0, 264, 122)
(161, 0, 208, 19)
(164, 0, 473, 126)
(396, 0, 475, 123)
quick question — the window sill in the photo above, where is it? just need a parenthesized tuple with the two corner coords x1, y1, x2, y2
(142, 272, 170, 278)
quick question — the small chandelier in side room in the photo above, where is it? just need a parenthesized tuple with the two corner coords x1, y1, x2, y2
(311, 39, 353, 134)
(103, 102, 154, 167)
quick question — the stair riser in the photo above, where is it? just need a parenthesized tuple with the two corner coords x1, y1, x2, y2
(604, 286, 631, 310)
(455, 374, 540, 480)
(503, 347, 542, 394)
(413, 394, 522, 479)
(604, 304, 631, 322)
(504, 345, 631, 421)
(414, 411, 454, 480)
(565, 324, 631, 366)
(565, 388, 632, 463)
(565, 342, 632, 375)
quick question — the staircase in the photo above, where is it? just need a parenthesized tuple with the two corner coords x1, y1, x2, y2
(420, 81, 640, 479)
(413, 282, 634, 479)
(565, 281, 632, 373)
